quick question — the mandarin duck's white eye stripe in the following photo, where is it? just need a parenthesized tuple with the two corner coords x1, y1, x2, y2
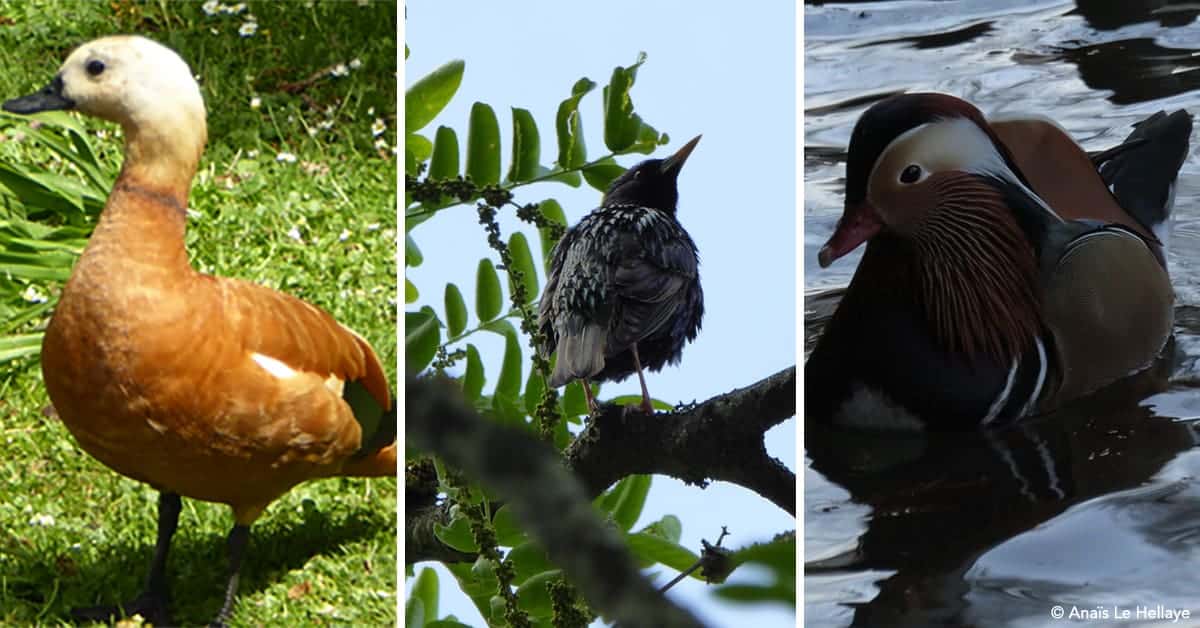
(872, 116, 1063, 223)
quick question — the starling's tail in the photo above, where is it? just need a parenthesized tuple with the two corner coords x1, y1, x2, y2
(549, 323, 607, 388)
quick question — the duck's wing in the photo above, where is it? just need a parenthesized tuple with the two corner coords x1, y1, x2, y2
(215, 277, 393, 460)
(1035, 220, 1174, 406)
(990, 116, 1154, 240)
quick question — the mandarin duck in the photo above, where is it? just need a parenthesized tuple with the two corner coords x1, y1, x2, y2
(3, 36, 396, 626)
(538, 136, 704, 414)
(806, 93, 1191, 430)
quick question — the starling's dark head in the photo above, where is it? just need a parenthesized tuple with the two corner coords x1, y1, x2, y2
(603, 135, 700, 212)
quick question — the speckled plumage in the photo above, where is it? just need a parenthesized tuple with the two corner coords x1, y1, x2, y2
(538, 137, 704, 411)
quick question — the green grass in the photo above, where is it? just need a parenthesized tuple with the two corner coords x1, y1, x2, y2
(0, 1, 398, 626)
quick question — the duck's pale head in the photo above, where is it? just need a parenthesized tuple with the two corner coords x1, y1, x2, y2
(6, 36, 204, 128)
(4, 36, 207, 194)
(818, 93, 1050, 267)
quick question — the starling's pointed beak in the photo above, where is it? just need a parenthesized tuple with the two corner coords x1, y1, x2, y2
(818, 200, 883, 268)
(3, 75, 74, 115)
(660, 135, 701, 176)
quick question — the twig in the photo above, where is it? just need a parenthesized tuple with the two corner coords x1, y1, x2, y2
(659, 527, 732, 594)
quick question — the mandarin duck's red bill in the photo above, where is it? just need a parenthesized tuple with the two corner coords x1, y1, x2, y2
(807, 92, 1192, 431)
(4, 35, 396, 626)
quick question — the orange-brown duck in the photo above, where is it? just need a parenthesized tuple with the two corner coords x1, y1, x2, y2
(807, 93, 1191, 430)
(3, 36, 395, 626)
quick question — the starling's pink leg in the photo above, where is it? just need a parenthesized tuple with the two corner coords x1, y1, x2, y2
(631, 345, 654, 414)
(581, 378, 598, 415)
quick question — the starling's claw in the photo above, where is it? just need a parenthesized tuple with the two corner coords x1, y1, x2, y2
(640, 396, 655, 414)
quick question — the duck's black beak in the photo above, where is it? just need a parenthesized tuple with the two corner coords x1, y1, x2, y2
(3, 75, 74, 114)
(659, 135, 701, 177)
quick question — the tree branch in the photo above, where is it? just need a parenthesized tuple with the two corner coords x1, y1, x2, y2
(405, 365, 796, 566)
(406, 374, 707, 628)
(566, 365, 796, 515)
(405, 366, 797, 564)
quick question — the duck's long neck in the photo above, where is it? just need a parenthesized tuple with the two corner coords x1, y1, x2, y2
(909, 175, 1043, 365)
(118, 105, 206, 209)
(76, 111, 206, 278)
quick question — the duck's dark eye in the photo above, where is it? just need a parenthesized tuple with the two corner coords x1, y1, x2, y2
(86, 60, 105, 77)
(900, 164, 922, 184)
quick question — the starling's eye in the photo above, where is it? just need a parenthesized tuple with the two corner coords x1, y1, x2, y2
(86, 60, 105, 77)
(633, 170, 643, 179)
(899, 164, 922, 184)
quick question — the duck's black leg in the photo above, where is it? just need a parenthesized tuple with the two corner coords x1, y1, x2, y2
(72, 491, 181, 625)
(630, 345, 654, 414)
(209, 523, 250, 628)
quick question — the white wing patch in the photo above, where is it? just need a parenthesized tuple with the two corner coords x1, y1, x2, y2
(251, 352, 299, 379)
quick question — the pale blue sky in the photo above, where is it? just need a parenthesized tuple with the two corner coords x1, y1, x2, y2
(405, 3, 796, 626)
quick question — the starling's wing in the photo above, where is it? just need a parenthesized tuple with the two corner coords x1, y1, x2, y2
(609, 226, 699, 351)
(541, 223, 611, 387)
(537, 227, 573, 357)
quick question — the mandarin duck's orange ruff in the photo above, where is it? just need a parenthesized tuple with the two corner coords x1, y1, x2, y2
(806, 93, 1191, 430)
(4, 36, 395, 626)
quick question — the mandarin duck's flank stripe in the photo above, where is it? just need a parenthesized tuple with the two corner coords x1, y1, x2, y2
(806, 93, 1190, 431)
(3, 36, 395, 627)
(538, 136, 704, 415)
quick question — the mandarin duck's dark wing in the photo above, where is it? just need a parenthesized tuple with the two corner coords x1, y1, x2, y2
(1096, 109, 1193, 234)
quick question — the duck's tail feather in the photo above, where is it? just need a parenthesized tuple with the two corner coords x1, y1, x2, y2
(1097, 109, 1193, 235)
(341, 380, 397, 477)
(340, 442, 397, 477)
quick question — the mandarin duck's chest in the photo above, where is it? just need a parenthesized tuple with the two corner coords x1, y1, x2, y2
(809, 296, 1050, 430)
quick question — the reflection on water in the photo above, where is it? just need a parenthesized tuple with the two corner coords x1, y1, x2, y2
(804, 1, 1200, 626)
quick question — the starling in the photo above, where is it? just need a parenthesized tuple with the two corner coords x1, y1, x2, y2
(538, 135, 704, 414)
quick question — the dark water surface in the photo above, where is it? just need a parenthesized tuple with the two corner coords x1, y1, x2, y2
(804, 2, 1200, 626)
